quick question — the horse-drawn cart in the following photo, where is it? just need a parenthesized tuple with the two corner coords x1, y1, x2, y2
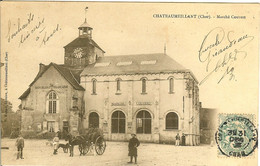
(67, 128, 106, 156)
(80, 135, 106, 155)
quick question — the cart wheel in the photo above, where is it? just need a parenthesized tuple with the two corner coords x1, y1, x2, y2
(95, 136, 106, 155)
(83, 144, 90, 155)
(78, 144, 89, 155)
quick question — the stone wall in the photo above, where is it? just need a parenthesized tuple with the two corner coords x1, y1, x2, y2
(20, 66, 84, 136)
(81, 72, 200, 145)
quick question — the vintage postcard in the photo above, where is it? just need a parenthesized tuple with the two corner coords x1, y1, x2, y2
(0, 2, 259, 166)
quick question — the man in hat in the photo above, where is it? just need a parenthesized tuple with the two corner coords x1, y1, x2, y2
(15, 134, 24, 159)
(53, 132, 59, 155)
(181, 133, 186, 146)
(128, 133, 140, 164)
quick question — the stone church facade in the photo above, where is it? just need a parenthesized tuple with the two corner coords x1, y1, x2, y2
(19, 13, 200, 145)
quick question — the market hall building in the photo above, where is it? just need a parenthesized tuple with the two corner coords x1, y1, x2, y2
(19, 13, 200, 146)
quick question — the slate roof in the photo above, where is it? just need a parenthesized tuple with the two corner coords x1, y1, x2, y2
(78, 22, 92, 30)
(81, 53, 192, 76)
(19, 88, 30, 100)
(19, 63, 84, 100)
(64, 36, 105, 53)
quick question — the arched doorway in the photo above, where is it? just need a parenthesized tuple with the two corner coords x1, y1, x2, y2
(136, 110, 151, 134)
(89, 112, 99, 128)
(111, 111, 126, 133)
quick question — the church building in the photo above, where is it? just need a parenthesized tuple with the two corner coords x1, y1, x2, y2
(19, 10, 200, 145)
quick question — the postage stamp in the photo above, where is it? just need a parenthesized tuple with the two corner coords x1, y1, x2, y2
(215, 114, 258, 157)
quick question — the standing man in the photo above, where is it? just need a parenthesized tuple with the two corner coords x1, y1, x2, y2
(16, 134, 24, 159)
(128, 133, 140, 164)
(53, 133, 59, 155)
(175, 133, 180, 146)
(181, 133, 186, 146)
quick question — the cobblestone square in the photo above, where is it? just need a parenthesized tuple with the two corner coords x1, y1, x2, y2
(1, 138, 217, 166)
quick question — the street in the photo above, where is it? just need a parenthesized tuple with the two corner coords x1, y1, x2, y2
(1, 138, 216, 166)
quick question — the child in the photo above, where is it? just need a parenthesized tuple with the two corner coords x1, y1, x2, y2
(53, 133, 59, 155)
(15, 134, 24, 159)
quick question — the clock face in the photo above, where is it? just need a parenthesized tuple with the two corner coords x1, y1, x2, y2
(73, 48, 83, 58)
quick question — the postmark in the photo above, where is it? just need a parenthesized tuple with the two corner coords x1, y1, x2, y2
(215, 114, 258, 157)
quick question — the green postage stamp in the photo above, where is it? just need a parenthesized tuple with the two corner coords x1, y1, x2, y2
(215, 114, 258, 157)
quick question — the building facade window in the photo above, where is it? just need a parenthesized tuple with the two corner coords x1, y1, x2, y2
(141, 78, 147, 94)
(111, 111, 126, 133)
(92, 79, 97, 94)
(89, 112, 99, 128)
(166, 112, 179, 129)
(47, 91, 58, 114)
(47, 121, 55, 132)
(116, 78, 121, 93)
(169, 77, 174, 93)
(136, 110, 151, 134)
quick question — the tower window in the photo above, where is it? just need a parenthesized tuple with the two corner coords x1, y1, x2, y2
(83, 28, 87, 35)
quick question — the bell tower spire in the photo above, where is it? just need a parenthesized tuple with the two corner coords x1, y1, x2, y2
(78, 7, 93, 38)
(64, 7, 105, 68)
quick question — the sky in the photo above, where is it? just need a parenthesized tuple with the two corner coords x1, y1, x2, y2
(0, 2, 259, 116)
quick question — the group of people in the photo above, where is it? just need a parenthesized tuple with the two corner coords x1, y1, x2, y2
(14, 131, 184, 164)
(175, 133, 186, 146)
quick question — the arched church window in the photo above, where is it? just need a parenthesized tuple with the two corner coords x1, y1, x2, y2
(47, 91, 58, 114)
(166, 112, 179, 129)
(136, 110, 151, 134)
(111, 111, 126, 133)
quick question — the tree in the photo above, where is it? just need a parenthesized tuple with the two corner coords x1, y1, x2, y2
(1, 98, 13, 122)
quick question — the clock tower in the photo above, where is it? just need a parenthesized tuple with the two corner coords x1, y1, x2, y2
(64, 8, 105, 69)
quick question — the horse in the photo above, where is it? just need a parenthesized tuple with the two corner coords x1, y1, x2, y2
(65, 133, 87, 157)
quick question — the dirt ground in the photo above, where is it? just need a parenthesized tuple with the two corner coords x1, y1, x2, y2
(1, 138, 216, 166)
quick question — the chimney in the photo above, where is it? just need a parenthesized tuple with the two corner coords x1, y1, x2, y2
(39, 63, 45, 73)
